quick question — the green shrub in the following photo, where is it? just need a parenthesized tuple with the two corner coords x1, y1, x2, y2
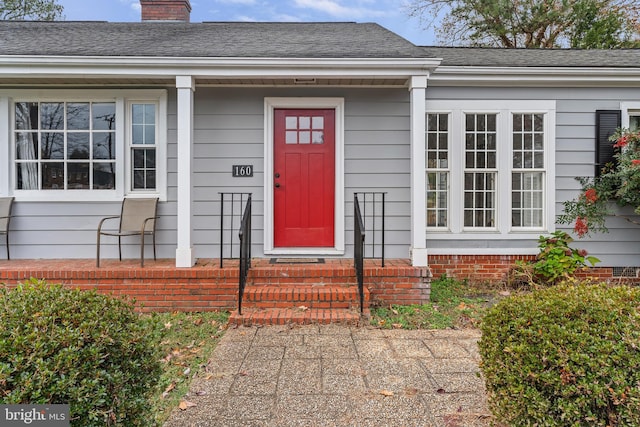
(511, 231, 599, 287)
(479, 281, 640, 426)
(0, 280, 162, 426)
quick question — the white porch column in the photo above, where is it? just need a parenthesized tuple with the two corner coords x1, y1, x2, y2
(409, 75, 428, 267)
(175, 75, 196, 267)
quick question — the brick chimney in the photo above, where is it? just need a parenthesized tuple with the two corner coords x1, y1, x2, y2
(140, 0, 191, 22)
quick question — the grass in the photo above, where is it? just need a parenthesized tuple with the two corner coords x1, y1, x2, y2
(145, 311, 229, 426)
(371, 275, 498, 329)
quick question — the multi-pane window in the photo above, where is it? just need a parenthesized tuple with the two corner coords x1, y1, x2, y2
(14, 101, 116, 190)
(630, 113, 640, 131)
(285, 115, 325, 144)
(131, 103, 157, 190)
(512, 113, 545, 228)
(464, 114, 497, 228)
(425, 100, 554, 236)
(426, 113, 449, 228)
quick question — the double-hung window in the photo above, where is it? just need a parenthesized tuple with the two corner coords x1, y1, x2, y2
(4, 89, 166, 201)
(426, 113, 449, 228)
(425, 100, 556, 238)
(130, 103, 158, 191)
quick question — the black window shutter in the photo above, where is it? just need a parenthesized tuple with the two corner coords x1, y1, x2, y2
(595, 110, 621, 176)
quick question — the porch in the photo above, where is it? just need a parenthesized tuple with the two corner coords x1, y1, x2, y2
(0, 258, 431, 324)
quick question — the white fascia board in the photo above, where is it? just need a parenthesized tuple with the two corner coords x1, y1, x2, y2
(430, 66, 640, 86)
(0, 56, 440, 80)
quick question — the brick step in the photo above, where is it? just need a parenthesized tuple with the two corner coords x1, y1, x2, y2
(229, 307, 370, 326)
(241, 285, 369, 310)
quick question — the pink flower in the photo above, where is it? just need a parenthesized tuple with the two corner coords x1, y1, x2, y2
(632, 159, 640, 166)
(574, 217, 588, 237)
(578, 249, 588, 257)
(584, 188, 598, 203)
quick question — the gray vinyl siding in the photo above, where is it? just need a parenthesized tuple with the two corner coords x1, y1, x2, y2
(8, 84, 640, 267)
(5, 86, 413, 260)
(190, 87, 412, 260)
(426, 86, 640, 266)
(6, 91, 178, 260)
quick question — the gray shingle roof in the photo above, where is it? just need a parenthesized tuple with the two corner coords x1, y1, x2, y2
(0, 21, 427, 58)
(421, 46, 640, 68)
(2, 21, 639, 67)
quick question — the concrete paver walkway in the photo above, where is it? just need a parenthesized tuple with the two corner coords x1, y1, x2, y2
(164, 325, 491, 427)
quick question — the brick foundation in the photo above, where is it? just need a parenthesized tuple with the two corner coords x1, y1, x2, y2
(0, 258, 431, 313)
(428, 254, 535, 283)
(428, 254, 634, 284)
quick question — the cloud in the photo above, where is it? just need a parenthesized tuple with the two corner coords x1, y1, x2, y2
(216, 0, 257, 4)
(119, 0, 140, 12)
(293, 0, 385, 19)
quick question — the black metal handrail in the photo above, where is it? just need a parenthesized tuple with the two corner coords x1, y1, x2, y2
(238, 194, 252, 315)
(354, 194, 365, 314)
(219, 192, 252, 268)
(354, 192, 386, 267)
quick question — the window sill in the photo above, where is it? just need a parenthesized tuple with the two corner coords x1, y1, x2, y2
(11, 190, 164, 203)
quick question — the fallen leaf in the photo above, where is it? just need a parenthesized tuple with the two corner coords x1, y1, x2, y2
(238, 370, 249, 377)
(378, 319, 386, 326)
(457, 302, 467, 310)
(193, 318, 203, 326)
(161, 382, 176, 399)
(183, 367, 191, 376)
(392, 323, 403, 329)
(211, 320, 218, 327)
(178, 400, 196, 411)
(499, 290, 511, 297)
(404, 387, 419, 396)
(298, 305, 309, 311)
(391, 308, 399, 315)
(436, 388, 446, 394)
(164, 322, 172, 330)
(204, 373, 214, 380)
(380, 390, 394, 397)
(194, 390, 208, 396)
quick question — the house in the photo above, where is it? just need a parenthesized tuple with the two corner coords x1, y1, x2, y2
(1, 0, 640, 307)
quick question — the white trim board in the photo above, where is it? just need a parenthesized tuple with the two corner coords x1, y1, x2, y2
(263, 97, 345, 256)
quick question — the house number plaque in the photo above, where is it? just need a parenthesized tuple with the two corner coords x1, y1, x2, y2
(232, 165, 254, 177)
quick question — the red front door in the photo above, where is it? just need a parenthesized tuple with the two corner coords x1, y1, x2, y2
(274, 109, 335, 247)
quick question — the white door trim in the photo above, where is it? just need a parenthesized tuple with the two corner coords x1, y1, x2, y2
(264, 97, 345, 255)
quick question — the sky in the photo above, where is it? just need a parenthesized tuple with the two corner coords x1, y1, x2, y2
(56, 0, 438, 46)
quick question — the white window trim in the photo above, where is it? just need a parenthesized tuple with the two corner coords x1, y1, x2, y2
(2, 89, 167, 202)
(425, 99, 556, 240)
(125, 98, 167, 199)
(263, 97, 345, 255)
(621, 102, 640, 128)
